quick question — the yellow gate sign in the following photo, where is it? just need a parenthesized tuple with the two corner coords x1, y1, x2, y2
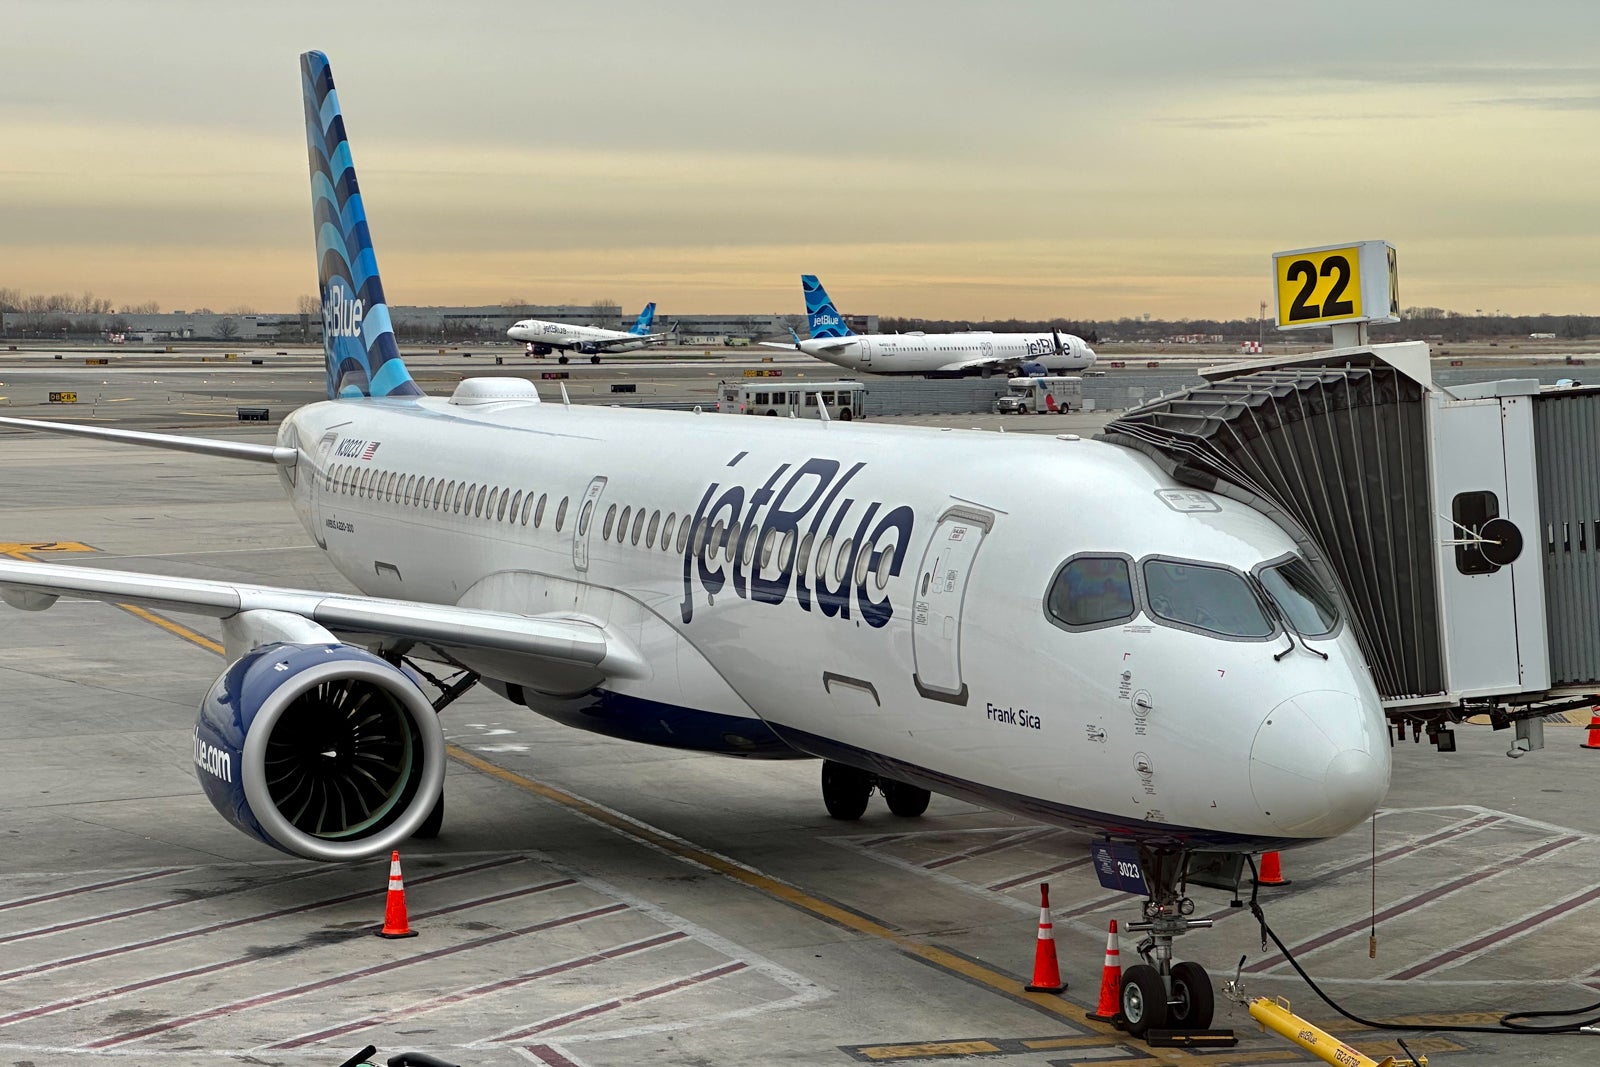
(1272, 240, 1398, 330)
(48, 391, 78, 404)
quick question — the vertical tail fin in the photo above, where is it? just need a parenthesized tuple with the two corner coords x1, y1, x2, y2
(300, 51, 421, 400)
(628, 302, 658, 336)
(801, 274, 855, 339)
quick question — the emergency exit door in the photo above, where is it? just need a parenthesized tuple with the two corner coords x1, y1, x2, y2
(912, 505, 994, 704)
(572, 476, 607, 572)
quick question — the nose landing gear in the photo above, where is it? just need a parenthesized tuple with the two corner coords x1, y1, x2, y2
(1119, 847, 1217, 1038)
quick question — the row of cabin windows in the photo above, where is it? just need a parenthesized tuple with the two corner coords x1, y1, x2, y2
(323, 463, 571, 532)
(581, 495, 896, 591)
(322, 463, 897, 592)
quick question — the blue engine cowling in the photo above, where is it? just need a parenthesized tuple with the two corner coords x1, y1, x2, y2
(194, 642, 445, 861)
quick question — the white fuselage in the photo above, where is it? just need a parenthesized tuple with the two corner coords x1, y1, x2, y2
(506, 319, 651, 352)
(279, 393, 1388, 851)
(799, 332, 1095, 375)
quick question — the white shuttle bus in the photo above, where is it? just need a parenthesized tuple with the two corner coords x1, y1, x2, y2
(999, 375, 1082, 414)
(716, 380, 865, 420)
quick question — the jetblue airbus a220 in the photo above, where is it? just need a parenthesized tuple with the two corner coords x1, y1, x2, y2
(0, 51, 1388, 1034)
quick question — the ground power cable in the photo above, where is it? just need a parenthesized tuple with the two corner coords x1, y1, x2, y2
(1242, 854, 1600, 1036)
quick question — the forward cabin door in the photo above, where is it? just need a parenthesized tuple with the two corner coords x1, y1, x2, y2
(912, 505, 995, 704)
(310, 431, 338, 548)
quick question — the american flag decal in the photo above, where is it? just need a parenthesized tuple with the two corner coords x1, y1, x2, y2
(362, 442, 381, 460)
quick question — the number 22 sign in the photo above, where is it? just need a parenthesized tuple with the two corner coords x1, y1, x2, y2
(1272, 240, 1399, 330)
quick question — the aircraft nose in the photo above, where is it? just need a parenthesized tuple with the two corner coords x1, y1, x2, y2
(1249, 690, 1390, 838)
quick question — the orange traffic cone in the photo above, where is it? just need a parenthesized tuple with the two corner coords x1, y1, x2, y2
(376, 850, 418, 938)
(1086, 919, 1123, 1022)
(1582, 707, 1600, 749)
(1256, 850, 1291, 887)
(1024, 882, 1067, 994)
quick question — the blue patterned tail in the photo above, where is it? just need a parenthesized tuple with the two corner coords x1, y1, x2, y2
(801, 275, 854, 339)
(301, 51, 421, 400)
(628, 302, 657, 336)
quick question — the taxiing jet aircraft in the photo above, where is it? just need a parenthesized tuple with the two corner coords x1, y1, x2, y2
(506, 302, 672, 363)
(763, 275, 1097, 377)
(0, 52, 1388, 1034)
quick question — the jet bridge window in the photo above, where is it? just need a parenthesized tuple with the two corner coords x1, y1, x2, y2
(1143, 559, 1273, 639)
(1046, 556, 1135, 629)
(1452, 490, 1501, 575)
(1257, 555, 1339, 637)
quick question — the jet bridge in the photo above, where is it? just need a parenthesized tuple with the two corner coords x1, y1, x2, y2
(1102, 341, 1600, 747)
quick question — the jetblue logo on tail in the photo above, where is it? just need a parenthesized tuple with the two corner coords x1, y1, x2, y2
(801, 274, 856, 339)
(323, 282, 364, 339)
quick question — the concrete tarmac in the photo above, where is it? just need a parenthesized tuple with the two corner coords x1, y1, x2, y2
(4, 354, 1600, 1067)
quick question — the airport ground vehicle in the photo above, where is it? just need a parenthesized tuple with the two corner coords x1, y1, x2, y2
(715, 379, 865, 419)
(993, 394, 1029, 414)
(999, 375, 1082, 413)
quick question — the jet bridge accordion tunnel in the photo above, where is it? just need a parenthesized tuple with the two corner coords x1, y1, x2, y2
(1100, 341, 1600, 745)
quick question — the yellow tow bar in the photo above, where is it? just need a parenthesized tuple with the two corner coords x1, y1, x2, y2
(1244, 995, 1426, 1067)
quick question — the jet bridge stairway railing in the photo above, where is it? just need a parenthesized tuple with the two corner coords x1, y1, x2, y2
(1101, 342, 1591, 722)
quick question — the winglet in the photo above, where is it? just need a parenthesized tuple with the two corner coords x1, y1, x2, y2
(300, 50, 421, 400)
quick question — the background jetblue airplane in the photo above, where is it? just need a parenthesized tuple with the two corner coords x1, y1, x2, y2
(0, 51, 1387, 1033)
(764, 274, 1097, 376)
(506, 301, 672, 363)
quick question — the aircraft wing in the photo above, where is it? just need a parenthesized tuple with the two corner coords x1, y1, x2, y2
(0, 558, 648, 679)
(933, 354, 1015, 374)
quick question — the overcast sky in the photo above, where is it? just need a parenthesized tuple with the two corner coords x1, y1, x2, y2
(3, 0, 1597, 320)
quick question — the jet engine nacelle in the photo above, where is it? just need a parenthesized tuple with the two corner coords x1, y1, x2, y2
(193, 642, 444, 861)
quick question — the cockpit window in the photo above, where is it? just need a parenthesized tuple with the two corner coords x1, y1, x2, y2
(1047, 556, 1135, 629)
(1143, 559, 1273, 639)
(1258, 555, 1340, 637)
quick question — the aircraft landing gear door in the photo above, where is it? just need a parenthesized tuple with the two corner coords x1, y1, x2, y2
(912, 505, 994, 705)
(310, 431, 338, 549)
(571, 475, 608, 572)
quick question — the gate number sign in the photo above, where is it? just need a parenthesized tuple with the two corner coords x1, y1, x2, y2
(1272, 240, 1399, 330)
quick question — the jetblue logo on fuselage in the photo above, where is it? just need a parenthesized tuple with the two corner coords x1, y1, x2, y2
(679, 456, 915, 629)
(1025, 337, 1059, 357)
(193, 727, 233, 783)
(323, 282, 364, 339)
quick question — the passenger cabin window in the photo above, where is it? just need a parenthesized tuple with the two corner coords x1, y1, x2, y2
(555, 496, 569, 532)
(1047, 557, 1134, 628)
(1258, 556, 1339, 637)
(1143, 559, 1272, 638)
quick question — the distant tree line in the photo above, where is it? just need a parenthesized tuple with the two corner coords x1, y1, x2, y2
(0, 287, 162, 337)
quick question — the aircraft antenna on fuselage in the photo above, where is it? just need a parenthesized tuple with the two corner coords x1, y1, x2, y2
(300, 50, 421, 401)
